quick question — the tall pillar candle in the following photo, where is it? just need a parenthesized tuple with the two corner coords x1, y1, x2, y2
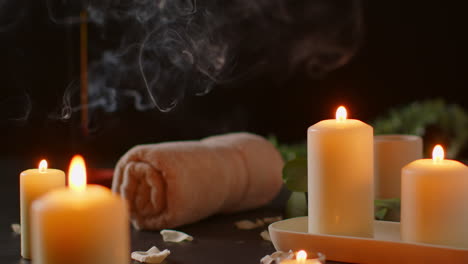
(401, 145, 468, 248)
(308, 106, 374, 237)
(20, 160, 65, 259)
(31, 155, 129, 264)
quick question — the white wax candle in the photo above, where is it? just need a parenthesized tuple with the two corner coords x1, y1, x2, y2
(31, 155, 129, 264)
(374, 135, 423, 199)
(401, 145, 468, 248)
(20, 160, 65, 259)
(308, 106, 374, 237)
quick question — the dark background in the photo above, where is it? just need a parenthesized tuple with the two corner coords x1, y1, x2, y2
(1, 0, 467, 169)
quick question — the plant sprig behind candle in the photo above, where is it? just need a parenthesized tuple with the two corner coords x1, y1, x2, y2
(373, 99, 468, 159)
(281, 156, 403, 220)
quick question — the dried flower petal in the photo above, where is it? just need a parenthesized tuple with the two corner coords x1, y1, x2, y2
(235, 219, 264, 230)
(160, 229, 193, 243)
(11, 223, 20, 235)
(262, 216, 282, 224)
(260, 230, 271, 241)
(260, 250, 294, 264)
(131, 246, 170, 263)
(235, 216, 283, 230)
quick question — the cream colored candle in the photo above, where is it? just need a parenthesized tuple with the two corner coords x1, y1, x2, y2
(31, 155, 129, 264)
(20, 160, 65, 259)
(374, 135, 423, 199)
(401, 145, 468, 248)
(308, 106, 374, 237)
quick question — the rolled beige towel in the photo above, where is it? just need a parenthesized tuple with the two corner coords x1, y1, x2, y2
(112, 132, 284, 230)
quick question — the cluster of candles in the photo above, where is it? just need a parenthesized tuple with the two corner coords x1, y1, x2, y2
(19, 105, 468, 264)
(307, 106, 468, 248)
(20, 155, 129, 264)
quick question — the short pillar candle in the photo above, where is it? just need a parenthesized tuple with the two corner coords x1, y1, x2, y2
(401, 145, 468, 248)
(30, 155, 129, 264)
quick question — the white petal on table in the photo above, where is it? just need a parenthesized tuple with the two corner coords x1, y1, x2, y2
(234, 219, 265, 230)
(262, 216, 283, 224)
(131, 246, 170, 264)
(160, 229, 194, 243)
(260, 250, 294, 264)
(260, 230, 272, 241)
(11, 223, 21, 235)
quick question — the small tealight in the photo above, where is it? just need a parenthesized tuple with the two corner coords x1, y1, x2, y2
(131, 246, 170, 264)
(160, 229, 193, 243)
(280, 250, 325, 264)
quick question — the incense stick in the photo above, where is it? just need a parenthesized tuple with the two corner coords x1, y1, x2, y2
(80, 11, 88, 136)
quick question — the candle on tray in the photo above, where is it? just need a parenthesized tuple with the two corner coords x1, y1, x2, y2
(20, 159, 65, 259)
(401, 145, 468, 248)
(281, 250, 323, 264)
(308, 106, 374, 237)
(374, 135, 423, 199)
(31, 155, 129, 264)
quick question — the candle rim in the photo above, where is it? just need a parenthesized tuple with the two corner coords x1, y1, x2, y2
(374, 134, 421, 142)
(308, 119, 371, 132)
(404, 158, 467, 170)
(30, 184, 121, 211)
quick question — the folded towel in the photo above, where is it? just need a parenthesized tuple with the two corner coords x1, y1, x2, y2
(112, 132, 284, 230)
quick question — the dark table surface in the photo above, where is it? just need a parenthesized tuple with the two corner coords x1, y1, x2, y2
(0, 157, 343, 264)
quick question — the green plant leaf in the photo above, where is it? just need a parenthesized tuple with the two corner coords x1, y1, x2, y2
(282, 158, 308, 192)
(374, 198, 401, 221)
(268, 135, 307, 162)
(375, 207, 388, 220)
(374, 198, 400, 209)
(285, 191, 308, 218)
(372, 99, 468, 159)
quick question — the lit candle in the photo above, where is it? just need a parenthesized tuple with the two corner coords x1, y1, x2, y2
(308, 106, 374, 237)
(31, 155, 129, 264)
(401, 145, 468, 248)
(281, 250, 322, 264)
(20, 159, 65, 259)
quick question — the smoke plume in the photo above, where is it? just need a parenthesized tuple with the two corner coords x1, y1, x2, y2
(3, 0, 363, 121)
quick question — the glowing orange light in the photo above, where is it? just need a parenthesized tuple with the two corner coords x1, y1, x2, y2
(432, 145, 444, 163)
(68, 155, 87, 191)
(296, 250, 307, 261)
(336, 106, 347, 121)
(38, 159, 48, 173)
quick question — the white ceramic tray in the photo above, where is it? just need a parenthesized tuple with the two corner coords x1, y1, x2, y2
(269, 216, 468, 264)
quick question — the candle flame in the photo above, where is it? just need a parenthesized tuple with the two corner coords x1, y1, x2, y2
(68, 155, 87, 191)
(38, 159, 48, 173)
(432, 145, 444, 163)
(296, 250, 307, 261)
(336, 106, 347, 121)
